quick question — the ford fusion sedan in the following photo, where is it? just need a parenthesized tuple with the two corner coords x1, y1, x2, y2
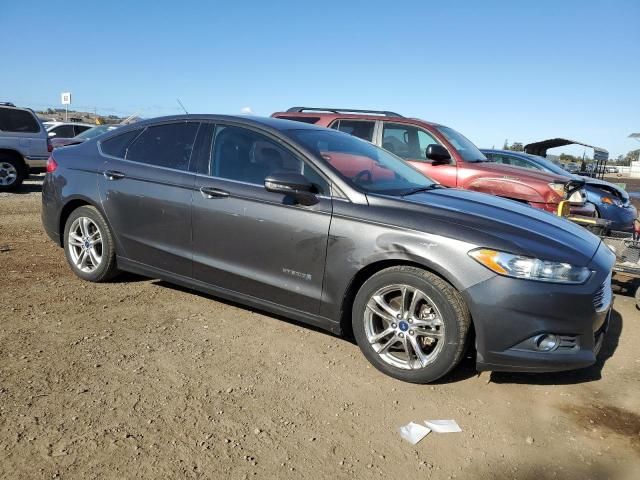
(42, 116, 615, 383)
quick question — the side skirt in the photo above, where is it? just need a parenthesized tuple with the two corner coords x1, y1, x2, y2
(116, 256, 341, 335)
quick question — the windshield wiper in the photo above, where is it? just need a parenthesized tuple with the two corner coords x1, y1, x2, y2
(401, 184, 442, 196)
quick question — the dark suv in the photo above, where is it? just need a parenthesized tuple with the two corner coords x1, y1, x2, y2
(42, 115, 614, 383)
(272, 107, 595, 217)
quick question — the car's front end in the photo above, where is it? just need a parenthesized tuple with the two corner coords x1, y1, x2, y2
(463, 242, 614, 372)
(584, 182, 638, 232)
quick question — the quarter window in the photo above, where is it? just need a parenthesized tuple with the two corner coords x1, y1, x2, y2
(125, 122, 200, 171)
(100, 130, 143, 158)
(382, 123, 440, 161)
(210, 125, 329, 194)
(0, 108, 40, 133)
(330, 120, 375, 142)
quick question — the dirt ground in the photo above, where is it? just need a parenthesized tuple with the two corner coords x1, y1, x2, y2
(1, 176, 639, 480)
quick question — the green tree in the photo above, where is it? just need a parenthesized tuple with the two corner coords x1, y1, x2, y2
(509, 142, 524, 152)
(625, 149, 640, 165)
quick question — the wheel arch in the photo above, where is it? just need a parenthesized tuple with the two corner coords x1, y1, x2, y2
(0, 148, 26, 165)
(58, 197, 111, 247)
(338, 257, 467, 339)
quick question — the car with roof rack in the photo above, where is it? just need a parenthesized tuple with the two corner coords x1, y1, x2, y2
(272, 107, 595, 217)
(0, 102, 52, 191)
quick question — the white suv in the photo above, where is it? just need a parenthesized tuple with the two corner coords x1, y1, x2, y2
(0, 103, 51, 191)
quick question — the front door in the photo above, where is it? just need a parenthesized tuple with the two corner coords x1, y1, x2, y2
(97, 121, 201, 277)
(191, 123, 333, 314)
(380, 122, 458, 187)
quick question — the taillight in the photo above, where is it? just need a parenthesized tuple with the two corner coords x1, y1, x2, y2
(47, 137, 53, 153)
(46, 156, 58, 173)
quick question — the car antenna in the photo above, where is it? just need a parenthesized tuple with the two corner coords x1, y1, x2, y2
(176, 98, 189, 114)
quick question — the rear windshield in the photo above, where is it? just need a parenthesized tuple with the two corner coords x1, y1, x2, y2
(437, 126, 486, 162)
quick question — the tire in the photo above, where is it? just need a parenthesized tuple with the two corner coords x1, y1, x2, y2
(0, 153, 26, 192)
(635, 286, 639, 311)
(63, 205, 119, 282)
(352, 266, 470, 383)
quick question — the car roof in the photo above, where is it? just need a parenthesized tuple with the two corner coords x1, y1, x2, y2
(272, 110, 442, 127)
(111, 114, 331, 133)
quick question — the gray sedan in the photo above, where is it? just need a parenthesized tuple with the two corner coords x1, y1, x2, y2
(41, 116, 614, 383)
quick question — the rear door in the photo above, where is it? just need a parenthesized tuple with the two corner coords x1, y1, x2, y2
(97, 121, 201, 277)
(379, 122, 458, 186)
(191, 123, 333, 314)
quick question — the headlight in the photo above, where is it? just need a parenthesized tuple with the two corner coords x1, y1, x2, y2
(548, 182, 566, 197)
(468, 248, 591, 284)
(600, 196, 622, 206)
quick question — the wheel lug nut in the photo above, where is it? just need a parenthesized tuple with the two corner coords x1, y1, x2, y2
(399, 333, 404, 338)
(391, 323, 397, 328)
(409, 330, 414, 335)
(408, 319, 413, 323)
(397, 314, 402, 319)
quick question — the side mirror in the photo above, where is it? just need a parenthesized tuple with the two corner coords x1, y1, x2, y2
(264, 172, 318, 206)
(425, 144, 451, 164)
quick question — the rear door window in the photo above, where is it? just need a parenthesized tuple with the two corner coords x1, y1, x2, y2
(381, 123, 440, 161)
(329, 120, 375, 142)
(50, 125, 76, 138)
(0, 108, 40, 133)
(125, 122, 200, 171)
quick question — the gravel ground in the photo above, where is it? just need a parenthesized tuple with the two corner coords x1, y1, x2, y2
(1, 176, 639, 480)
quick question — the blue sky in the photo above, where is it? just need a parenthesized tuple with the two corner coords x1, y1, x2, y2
(2, 0, 639, 157)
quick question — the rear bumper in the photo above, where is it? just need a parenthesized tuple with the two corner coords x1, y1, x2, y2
(25, 156, 48, 168)
(463, 243, 615, 373)
(599, 204, 638, 232)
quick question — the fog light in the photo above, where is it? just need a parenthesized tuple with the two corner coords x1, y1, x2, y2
(535, 334, 559, 352)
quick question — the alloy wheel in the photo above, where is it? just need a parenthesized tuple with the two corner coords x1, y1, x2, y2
(0, 162, 18, 186)
(67, 217, 103, 273)
(364, 284, 446, 370)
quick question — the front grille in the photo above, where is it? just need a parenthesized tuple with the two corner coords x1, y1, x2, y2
(592, 273, 612, 313)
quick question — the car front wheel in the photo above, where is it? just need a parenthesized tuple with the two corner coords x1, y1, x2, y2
(352, 266, 471, 383)
(63, 205, 119, 282)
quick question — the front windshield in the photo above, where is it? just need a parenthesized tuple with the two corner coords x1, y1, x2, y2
(74, 125, 115, 140)
(437, 126, 486, 162)
(289, 129, 436, 195)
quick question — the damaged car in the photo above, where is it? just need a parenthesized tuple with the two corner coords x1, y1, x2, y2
(42, 115, 615, 383)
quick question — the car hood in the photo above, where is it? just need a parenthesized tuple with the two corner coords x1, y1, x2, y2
(468, 161, 570, 183)
(574, 175, 630, 202)
(371, 187, 602, 267)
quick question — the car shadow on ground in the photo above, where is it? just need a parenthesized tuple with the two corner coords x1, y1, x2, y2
(152, 280, 346, 340)
(6, 176, 44, 194)
(147, 280, 623, 386)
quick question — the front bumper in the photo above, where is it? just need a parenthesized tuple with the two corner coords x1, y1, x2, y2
(599, 203, 638, 232)
(463, 242, 615, 373)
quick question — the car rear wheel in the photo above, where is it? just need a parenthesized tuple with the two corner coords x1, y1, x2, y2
(352, 266, 470, 383)
(0, 154, 26, 192)
(63, 206, 119, 282)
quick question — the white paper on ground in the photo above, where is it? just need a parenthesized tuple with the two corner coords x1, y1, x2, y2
(424, 419, 462, 433)
(399, 422, 431, 445)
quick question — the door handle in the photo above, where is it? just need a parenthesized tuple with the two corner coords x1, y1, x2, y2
(103, 170, 126, 180)
(199, 186, 229, 199)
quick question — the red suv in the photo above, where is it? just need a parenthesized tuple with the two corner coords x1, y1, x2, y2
(272, 107, 595, 216)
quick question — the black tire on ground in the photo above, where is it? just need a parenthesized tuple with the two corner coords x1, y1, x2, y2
(0, 153, 27, 192)
(63, 205, 120, 282)
(352, 265, 471, 384)
(635, 286, 639, 311)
